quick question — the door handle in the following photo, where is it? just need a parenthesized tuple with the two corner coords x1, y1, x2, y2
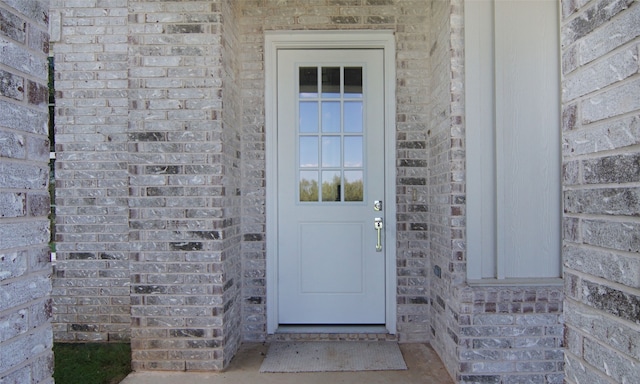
(374, 217, 383, 252)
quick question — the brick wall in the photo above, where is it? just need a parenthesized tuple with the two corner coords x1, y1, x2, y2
(44, 0, 640, 378)
(561, 0, 640, 383)
(0, 0, 54, 382)
(49, 0, 435, 351)
(49, 0, 130, 342)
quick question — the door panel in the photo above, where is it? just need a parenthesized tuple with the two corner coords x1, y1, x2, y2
(277, 49, 385, 324)
(299, 223, 364, 294)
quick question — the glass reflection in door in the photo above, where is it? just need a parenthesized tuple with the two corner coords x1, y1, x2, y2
(297, 66, 364, 203)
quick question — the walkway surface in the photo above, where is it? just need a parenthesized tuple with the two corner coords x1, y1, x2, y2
(120, 343, 455, 384)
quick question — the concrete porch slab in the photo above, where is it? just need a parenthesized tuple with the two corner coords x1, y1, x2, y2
(120, 343, 454, 384)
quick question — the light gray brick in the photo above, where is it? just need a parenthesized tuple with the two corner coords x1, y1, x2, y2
(561, 0, 634, 47)
(0, 38, 48, 79)
(582, 78, 640, 124)
(0, 324, 52, 373)
(0, 192, 25, 218)
(564, 245, 640, 288)
(564, 187, 640, 216)
(0, 68, 24, 100)
(583, 337, 640, 382)
(0, 309, 28, 343)
(563, 46, 639, 102)
(563, 114, 640, 156)
(565, 353, 615, 384)
(581, 219, 640, 253)
(0, 100, 48, 135)
(0, 221, 49, 250)
(578, 3, 640, 65)
(0, 366, 31, 384)
(2, 0, 48, 27)
(565, 300, 640, 361)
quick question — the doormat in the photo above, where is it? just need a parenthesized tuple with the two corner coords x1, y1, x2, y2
(259, 341, 407, 373)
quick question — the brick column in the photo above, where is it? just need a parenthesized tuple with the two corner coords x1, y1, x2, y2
(0, 0, 54, 382)
(561, 1, 640, 383)
(128, 0, 242, 371)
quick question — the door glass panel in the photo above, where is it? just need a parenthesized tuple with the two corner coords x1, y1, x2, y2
(300, 102, 319, 133)
(344, 101, 363, 133)
(300, 137, 318, 167)
(322, 171, 341, 202)
(344, 171, 363, 201)
(343, 136, 362, 167)
(344, 67, 362, 98)
(321, 101, 340, 133)
(297, 65, 367, 203)
(299, 67, 318, 97)
(322, 136, 341, 167)
(300, 171, 319, 202)
(321, 67, 340, 97)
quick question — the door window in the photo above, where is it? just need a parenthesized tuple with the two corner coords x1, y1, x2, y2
(298, 66, 364, 202)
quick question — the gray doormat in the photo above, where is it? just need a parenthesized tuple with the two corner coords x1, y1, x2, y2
(259, 341, 408, 373)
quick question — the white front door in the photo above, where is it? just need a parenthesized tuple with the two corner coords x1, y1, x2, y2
(277, 49, 386, 324)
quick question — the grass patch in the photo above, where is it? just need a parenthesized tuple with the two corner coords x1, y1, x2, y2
(53, 343, 131, 384)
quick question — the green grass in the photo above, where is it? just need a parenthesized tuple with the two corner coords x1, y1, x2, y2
(53, 343, 132, 384)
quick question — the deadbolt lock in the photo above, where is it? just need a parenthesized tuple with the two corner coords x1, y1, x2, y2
(374, 200, 383, 211)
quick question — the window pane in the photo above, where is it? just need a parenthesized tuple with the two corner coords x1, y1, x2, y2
(344, 101, 363, 133)
(299, 102, 318, 133)
(344, 67, 362, 98)
(321, 101, 340, 133)
(322, 136, 341, 167)
(321, 67, 340, 97)
(300, 171, 319, 202)
(322, 171, 341, 202)
(300, 137, 318, 167)
(343, 136, 362, 167)
(344, 171, 363, 201)
(299, 67, 318, 97)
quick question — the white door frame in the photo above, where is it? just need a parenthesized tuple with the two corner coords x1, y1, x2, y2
(265, 30, 397, 334)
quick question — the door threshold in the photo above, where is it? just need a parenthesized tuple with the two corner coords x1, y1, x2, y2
(276, 325, 388, 334)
